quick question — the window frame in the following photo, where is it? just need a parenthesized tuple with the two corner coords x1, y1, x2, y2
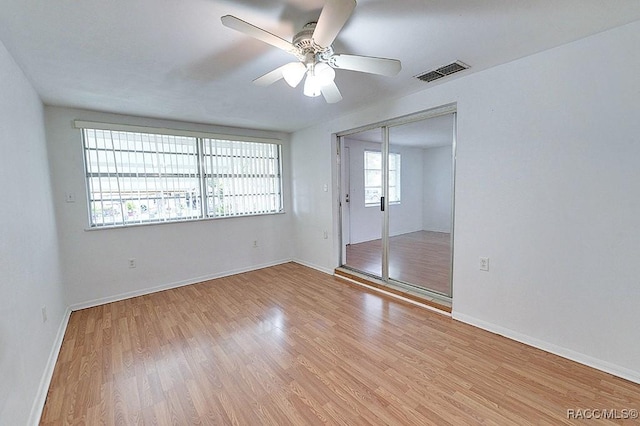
(77, 121, 284, 229)
(364, 150, 401, 207)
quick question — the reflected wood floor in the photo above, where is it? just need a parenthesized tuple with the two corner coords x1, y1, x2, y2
(41, 263, 639, 425)
(346, 231, 451, 295)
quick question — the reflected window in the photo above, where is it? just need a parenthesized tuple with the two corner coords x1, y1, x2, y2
(364, 150, 401, 206)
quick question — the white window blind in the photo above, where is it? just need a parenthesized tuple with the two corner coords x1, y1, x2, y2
(202, 138, 282, 217)
(82, 127, 283, 227)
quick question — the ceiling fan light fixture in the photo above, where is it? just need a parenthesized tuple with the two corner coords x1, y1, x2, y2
(303, 62, 336, 98)
(303, 72, 322, 97)
(282, 62, 306, 88)
(315, 62, 336, 85)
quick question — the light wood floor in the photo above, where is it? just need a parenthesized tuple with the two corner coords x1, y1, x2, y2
(346, 230, 451, 295)
(41, 263, 639, 425)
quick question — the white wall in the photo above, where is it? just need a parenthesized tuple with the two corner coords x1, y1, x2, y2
(0, 42, 66, 425)
(291, 21, 640, 382)
(345, 138, 424, 244)
(422, 145, 452, 233)
(45, 107, 294, 308)
(290, 125, 336, 273)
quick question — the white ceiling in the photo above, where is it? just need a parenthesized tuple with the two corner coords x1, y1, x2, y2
(1, 1, 640, 132)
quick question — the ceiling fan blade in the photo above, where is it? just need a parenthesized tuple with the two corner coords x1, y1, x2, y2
(321, 81, 343, 104)
(312, 0, 357, 48)
(221, 15, 295, 54)
(253, 65, 287, 86)
(330, 54, 401, 76)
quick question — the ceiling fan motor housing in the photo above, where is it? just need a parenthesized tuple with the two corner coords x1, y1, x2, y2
(293, 22, 334, 65)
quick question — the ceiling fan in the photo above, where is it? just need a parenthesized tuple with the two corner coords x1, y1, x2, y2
(221, 0, 401, 103)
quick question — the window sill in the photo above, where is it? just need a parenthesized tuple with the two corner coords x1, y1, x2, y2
(84, 210, 286, 231)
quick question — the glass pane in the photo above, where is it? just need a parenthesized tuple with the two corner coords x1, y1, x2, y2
(365, 170, 381, 187)
(364, 187, 382, 205)
(388, 187, 399, 203)
(365, 150, 381, 169)
(388, 153, 397, 169)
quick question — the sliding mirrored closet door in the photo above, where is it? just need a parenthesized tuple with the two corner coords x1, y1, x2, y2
(340, 111, 455, 299)
(387, 115, 454, 297)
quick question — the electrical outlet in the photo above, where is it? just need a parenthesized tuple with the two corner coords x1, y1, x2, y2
(128, 258, 137, 268)
(253, 240, 258, 248)
(479, 257, 489, 271)
(41, 306, 47, 323)
(323, 231, 328, 239)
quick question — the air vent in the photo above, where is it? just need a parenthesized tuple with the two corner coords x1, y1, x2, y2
(415, 61, 469, 83)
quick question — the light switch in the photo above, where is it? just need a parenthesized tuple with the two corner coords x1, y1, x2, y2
(65, 192, 76, 203)
(479, 257, 489, 271)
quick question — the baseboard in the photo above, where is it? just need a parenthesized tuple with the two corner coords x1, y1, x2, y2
(28, 307, 72, 425)
(291, 258, 334, 275)
(453, 312, 640, 385)
(70, 259, 293, 311)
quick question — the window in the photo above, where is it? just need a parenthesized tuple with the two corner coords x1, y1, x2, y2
(201, 138, 282, 218)
(81, 127, 283, 227)
(364, 150, 401, 206)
